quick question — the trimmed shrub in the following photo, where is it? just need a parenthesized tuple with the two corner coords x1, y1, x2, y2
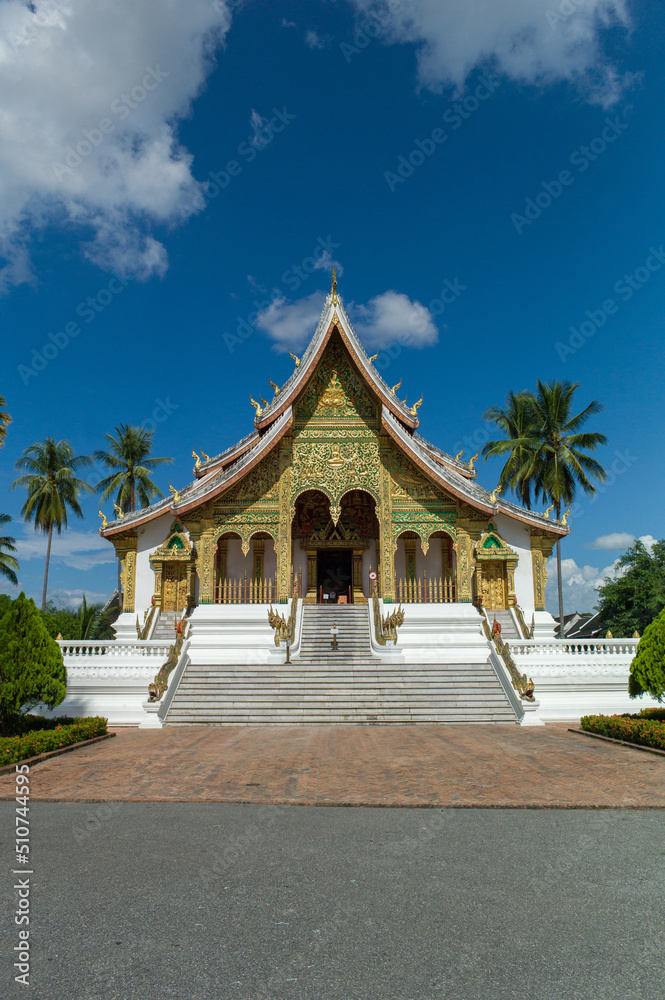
(581, 714, 665, 752)
(0, 593, 67, 733)
(629, 606, 665, 702)
(0, 717, 108, 766)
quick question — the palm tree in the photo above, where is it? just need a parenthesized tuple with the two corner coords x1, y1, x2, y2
(0, 394, 11, 447)
(74, 594, 118, 640)
(483, 381, 607, 637)
(11, 439, 94, 610)
(481, 391, 537, 508)
(94, 424, 172, 513)
(0, 514, 19, 587)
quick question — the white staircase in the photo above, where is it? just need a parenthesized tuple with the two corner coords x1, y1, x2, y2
(164, 604, 518, 724)
(151, 610, 180, 642)
(484, 608, 520, 640)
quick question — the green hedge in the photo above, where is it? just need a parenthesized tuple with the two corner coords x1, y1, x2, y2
(0, 717, 108, 766)
(637, 707, 665, 722)
(581, 714, 665, 752)
(6, 713, 86, 736)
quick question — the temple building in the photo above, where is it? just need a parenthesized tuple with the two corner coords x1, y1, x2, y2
(100, 272, 565, 636)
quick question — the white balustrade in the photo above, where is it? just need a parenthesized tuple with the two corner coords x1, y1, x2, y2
(510, 639, 638, 658)
(57, 640, 172, 658)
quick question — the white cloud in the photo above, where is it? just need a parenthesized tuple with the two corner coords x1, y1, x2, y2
(586, 531, 636, 550)
(545, 555, 618, 614)
(49, 588, 113, 607)
(349, 0, 632, 105)
(350, 290, 438, 349)
(586, 532, 657, 551)
(256, 291, 328, 352)
(304, 29, 326, 49)
(0, 0, 233, 288)
(249, 109, 273, 149)
(312, 251, 342, 275)
(255, 287, 438, 352)
(13, 528, 115, 572)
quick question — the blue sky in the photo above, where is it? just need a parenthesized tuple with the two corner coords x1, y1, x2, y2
(0, 0, 663, 613)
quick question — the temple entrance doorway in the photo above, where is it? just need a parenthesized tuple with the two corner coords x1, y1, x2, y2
(161, 562, 188, 612)
(481, 561, 508, 610)
(317, 548, 353, 603)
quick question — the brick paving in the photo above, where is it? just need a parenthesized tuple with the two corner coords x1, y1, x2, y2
(1, 723, 663, 807)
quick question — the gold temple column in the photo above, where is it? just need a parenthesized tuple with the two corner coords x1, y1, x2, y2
(455, 521, 478, 604)
(352, 548, 366, 604)
(187, 517, 215, 605)
(506, 557, 518, 607)
(378, 437, 395, 602)
(305, 548, 318, 604)
(253, 537, 265, 581)
(113, 533, 138, 613)
(530, 530, 555, 612)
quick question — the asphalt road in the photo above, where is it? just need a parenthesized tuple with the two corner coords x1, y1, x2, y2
(2, 803, 664, 1000)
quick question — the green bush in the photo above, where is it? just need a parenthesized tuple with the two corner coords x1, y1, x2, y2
(6, 713, 84, 736)
(629, 606, 665, 702)
(0, 717, 108, 766)
(0, 593, 67, 733)
(638, 707, 665, 721)
(581, 714, 665, 752)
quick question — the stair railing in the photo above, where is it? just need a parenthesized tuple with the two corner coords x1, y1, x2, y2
(481, 618, 535, 701)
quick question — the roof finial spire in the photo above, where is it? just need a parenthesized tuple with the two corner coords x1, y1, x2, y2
(331, 266, 338, 304)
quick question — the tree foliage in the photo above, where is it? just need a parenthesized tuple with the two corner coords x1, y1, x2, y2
(11, 437, 93, 610)
(0, 392, 11, 447)
(41, 595, 119, 641)
(0, 513, 19, 586)
(629, 605, 665, 703)
(94, 424, 172, 513)
(0, 593, 67, 732)
(482, 380, 607, 635)
(596, 539, 665, 637)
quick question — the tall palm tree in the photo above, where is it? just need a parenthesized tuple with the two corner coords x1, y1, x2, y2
(483, 381, 607, 637)
(0, 514, 19, 587)
(94, 424, 172, 513)
(481, 391, 537, 508)
(0, 394, 11, 447)
(11, 439, 94, 610)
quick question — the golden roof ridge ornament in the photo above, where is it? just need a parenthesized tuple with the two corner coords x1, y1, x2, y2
(98, 507, 108, 528)
(455, 449, 464, 461)
(390, 378, 402, 394)
(331, 266, 338, 304)
(201, 449, 210, 462)
(192, 448, 201, 470)
(368, 353, 378, 363)
(467, 450, 478, 470)
(409, 394, 423, 417)
(289, 351, 300, 367)
(112, 501, 125, 520)
(250, 396, 263, 416)
(169, 482, 181, 504)
(543, 504, 554, 519)
(259, 396, 269, 408)
(269, 379, 280, 397)
(561, 506, 571, 526)
(489, 484, 503, 503)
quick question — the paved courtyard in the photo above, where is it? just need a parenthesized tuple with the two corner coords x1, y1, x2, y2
(1, 723, 663, 807)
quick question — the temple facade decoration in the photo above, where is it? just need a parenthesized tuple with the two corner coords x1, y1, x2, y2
(101, 276, 567, 621)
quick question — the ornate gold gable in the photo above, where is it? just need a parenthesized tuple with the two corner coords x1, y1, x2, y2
(149, 522, 195, 564)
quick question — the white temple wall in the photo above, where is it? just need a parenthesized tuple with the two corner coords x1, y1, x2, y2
(135, 512, 174, 614)
(494, 513, 534, 614)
